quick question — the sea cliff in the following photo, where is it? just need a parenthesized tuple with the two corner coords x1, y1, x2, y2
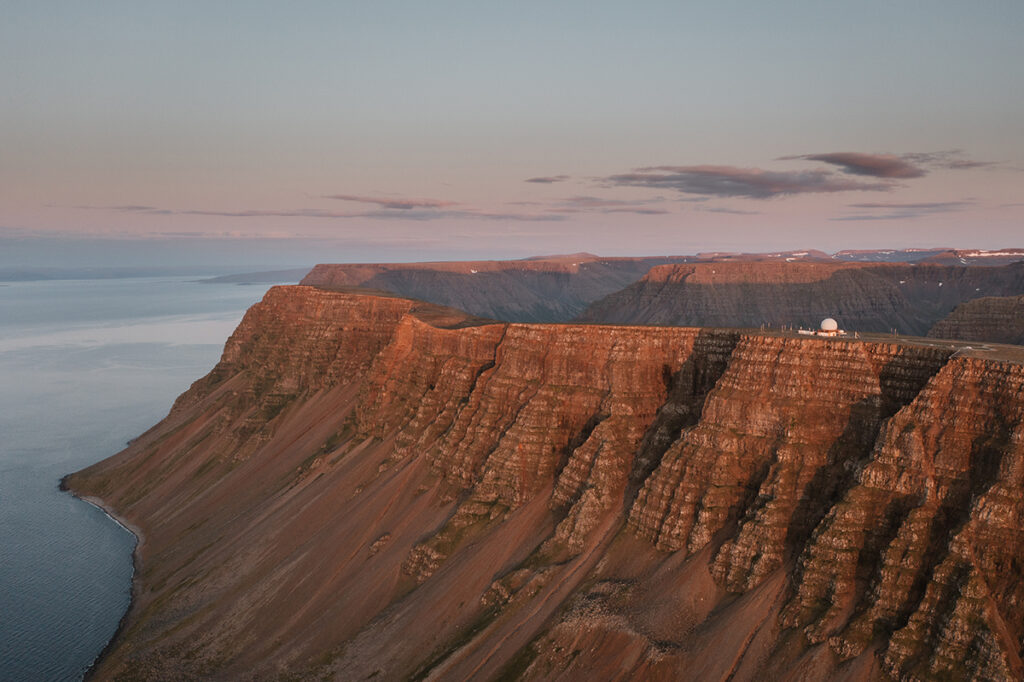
(67, 285, 1024, 680)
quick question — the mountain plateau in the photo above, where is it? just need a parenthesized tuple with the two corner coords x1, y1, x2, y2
(66, 284, 1024, 681)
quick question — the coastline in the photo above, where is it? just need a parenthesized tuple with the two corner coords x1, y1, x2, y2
(58, 476, 143, 681)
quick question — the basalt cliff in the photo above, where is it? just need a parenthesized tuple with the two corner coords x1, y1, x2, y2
(67, 285, 1024, 681)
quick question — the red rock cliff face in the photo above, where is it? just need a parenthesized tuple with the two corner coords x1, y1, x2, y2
(67, 286, 1024, 681)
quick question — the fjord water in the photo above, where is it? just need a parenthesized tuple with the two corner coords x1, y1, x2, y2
(0, 276, 275, 681)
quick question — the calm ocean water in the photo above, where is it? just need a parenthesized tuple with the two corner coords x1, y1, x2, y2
(0, 276, 276, 681)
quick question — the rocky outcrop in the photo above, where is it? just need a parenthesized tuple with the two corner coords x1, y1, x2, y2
(928, 295, 1024, 344)
(781, 356, 1024, 680)
(67, 286, 1024, 680)
(300, 254, 692, 322)
(577, 260, 1024, 336)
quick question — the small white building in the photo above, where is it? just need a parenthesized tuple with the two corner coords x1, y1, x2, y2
(798, 318, 847, 338)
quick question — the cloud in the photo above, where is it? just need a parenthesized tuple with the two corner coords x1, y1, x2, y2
(429, 210, 565, 222)
(847, 201, 973, 210)
(70, 204, 564, 222)
(600, 150, 993, 203)
(183, 208, 361, 218)
(901, 150, 998, 170)
(548, 207, 672, 215)
(699, 206, 762, 215)
(832, 200, 974, 221)
(603, 165, 890, 199)
(559, 196, 663, 209)
(184, 207, 565, 222)
(782, 152, 926, 178)
(784, 150, 997, 178)
(69, 204, 174, 215)
(542, 195, 671, 215)
(525, 175, 570, 183)
(323, 194, 458, 209)
(603, 208, 671, 215)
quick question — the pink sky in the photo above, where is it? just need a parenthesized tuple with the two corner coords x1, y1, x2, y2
(2, 2, 1022, 260)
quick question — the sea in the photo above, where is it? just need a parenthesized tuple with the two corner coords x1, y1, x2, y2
(0, 275, 278, 681)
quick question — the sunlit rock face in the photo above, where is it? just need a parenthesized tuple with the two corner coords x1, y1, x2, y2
(68, 285, 1024, 681)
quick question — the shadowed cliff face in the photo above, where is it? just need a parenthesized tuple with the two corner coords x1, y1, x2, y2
(299, 255, 693, 322)
(928, 295, 1024, 345)
(67, 286, 1024, 681)
(576, 261, 1024, 336)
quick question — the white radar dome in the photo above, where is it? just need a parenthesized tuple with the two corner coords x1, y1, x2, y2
(820, 318, 839, 332)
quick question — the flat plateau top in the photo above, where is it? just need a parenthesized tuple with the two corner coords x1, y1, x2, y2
(759, 329, 1024, 365)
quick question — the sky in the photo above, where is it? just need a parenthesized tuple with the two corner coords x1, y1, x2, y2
(2, 1, 1023, 266)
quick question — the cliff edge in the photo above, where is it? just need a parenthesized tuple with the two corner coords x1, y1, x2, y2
(67, 285, 1024, 681)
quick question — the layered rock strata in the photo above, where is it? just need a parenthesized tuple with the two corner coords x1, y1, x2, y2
(577, 260, 1024, 336)
(300, 254, 692, 322)
(67, 285, 1024, 680)
(928, 294, 1024, 345)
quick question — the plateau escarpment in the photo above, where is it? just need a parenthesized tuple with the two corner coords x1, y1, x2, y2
(928, 295, 1024, 345)
(67, 285, 1024, 680)
(577, 260, 1024, 337)
(299, 254, 692, 322)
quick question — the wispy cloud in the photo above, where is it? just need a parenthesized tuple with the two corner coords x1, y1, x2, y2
(542, 195, 670, 215)
(603, 208, 671, 215)
(783, 150, 997, 178)
(848, 201, 974, 210)
(603, 165, 890, 199)
(832, 200, 974, 221)
(525, 175, 570, 183)
(323, 194, 458, 209)
(445, 210, 565, 222)
(560, 196, 663, 209)
(782, 152, 925, 178)
(699, 206, 762, 215)
(183, 208, 364, 218)
(901, 150, 999, 170)
(70, 204, 564, 222)
(69, 204, 175, 215)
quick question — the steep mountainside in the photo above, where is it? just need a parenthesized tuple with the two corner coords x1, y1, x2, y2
(299, 254, 691, 322)
(928, 295, 1024, 345)
(576, 260, 1024, 336)
(67, 286, 1024, 681)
